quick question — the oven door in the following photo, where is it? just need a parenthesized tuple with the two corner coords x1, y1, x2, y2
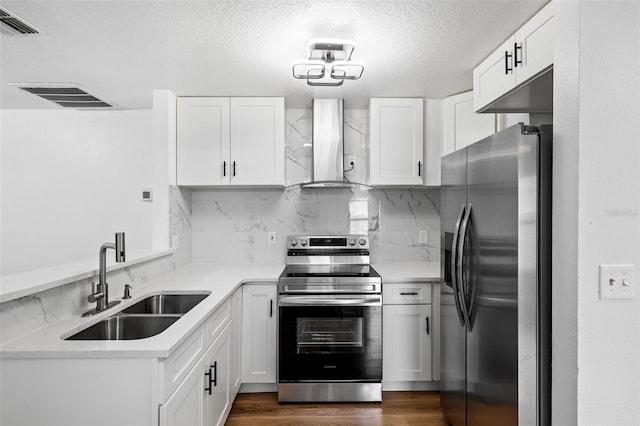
(278, 295, 382, 383)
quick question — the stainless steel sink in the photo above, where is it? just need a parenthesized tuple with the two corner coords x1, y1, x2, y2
(122, 293, 209, 315)
(64, 292, 210, 340)
(65, 315, 180, 340)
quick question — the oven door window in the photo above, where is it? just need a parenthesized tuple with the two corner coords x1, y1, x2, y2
(279, 305, 382, 382)
(296, 317, 363, 354)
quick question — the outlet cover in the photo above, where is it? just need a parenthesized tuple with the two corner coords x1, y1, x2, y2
(419, 230, 429, 244)
(171, 235, 180, 249)
(268, 232, 276, 245)
(599, 264, 635, 299)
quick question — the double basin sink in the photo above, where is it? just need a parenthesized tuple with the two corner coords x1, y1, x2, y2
(65, 292, 210, 341)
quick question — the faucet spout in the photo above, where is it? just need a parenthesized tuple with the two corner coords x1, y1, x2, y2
(83, 232, 126, 317)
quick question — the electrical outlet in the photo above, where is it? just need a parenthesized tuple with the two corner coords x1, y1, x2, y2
(171, 235, 180, 249)
(268, 232, 276, 245)
(599, 264, 635, 299)
(419, 230, 429, 245)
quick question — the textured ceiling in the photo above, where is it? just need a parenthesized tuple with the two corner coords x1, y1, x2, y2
(0, 0, 547, 110)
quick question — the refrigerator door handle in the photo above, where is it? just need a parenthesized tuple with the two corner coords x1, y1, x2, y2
(451, 204, 467, 327)
(458, 203, 474, 331)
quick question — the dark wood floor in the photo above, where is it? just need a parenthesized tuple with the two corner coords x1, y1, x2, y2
(225, 391, 448, 426)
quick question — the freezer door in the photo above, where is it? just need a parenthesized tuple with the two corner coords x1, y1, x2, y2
(440, 148, 467, 426)
(464, 124, 539, 426)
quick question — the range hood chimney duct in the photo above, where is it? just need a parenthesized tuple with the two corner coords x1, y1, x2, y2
(297, 99, 369, 189)
(313, 98, 344, 182)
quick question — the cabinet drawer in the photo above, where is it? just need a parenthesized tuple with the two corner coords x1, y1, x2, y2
(202, 298, 231, 342)
(159, 327, 204, 402)
(159, 298, 231, 402)
(383, 283, 432, 304)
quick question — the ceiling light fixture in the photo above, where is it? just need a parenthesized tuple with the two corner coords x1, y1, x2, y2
(292, 39, 364, 87)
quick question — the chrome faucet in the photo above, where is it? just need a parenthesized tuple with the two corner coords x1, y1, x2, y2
(82, 232, 126, 317)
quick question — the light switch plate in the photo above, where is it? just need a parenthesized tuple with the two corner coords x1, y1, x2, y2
(268, 232, 276, 245)
(599, 264, 635, 299)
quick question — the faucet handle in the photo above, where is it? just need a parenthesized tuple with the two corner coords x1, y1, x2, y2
(87, 282, 104, 303)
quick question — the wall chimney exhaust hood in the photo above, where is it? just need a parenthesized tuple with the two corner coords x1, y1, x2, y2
(296, 99, 369, 189)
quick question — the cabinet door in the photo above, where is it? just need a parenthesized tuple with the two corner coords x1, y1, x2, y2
(241, 284, 277, 383)
(369, 98, 424, 185)
(515, 2, 554, 83)
(177, 97, 231, 186)
(473, 36, 517, 112)
(442, 91, 495, 156)
(159, 346, 209, 426)
(204, 324, 231, 426)
(230, 288, 243, 395)
(230, 98, 285, 186)
(382, 304, 432, 382)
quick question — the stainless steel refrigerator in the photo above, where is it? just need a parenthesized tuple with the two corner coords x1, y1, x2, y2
(440, 123, 552, 426)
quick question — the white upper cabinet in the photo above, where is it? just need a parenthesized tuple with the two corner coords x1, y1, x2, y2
(442, 91, 496, 157)
(177, 97, 285, 186)
(473, 2, 554, 112)
(177, 97, 230, 186)
(230, 98, 285, 186)
(369, 98, 424, 186)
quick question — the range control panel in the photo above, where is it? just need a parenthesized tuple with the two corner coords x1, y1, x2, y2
(286, 235, 369, 250)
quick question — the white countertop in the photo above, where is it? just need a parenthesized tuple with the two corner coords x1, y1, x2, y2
(0, 263, 283, 360)
(1, 261, 440, 360)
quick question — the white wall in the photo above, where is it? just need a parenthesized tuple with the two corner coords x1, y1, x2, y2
(0, 109, 155, 275)
(551, 1, 580, 423)
(576, 2, 639, 425)
(553, 1, 640, 425)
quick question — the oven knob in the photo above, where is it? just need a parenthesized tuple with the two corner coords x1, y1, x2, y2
(299, 239, 308, 246)
(358, 238, 367, 246)
(348, 238, 356, 246)
(289, 239, 297, 247)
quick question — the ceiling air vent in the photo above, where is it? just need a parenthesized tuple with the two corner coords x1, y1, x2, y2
(0, 7, 43, 35)
(12, 84, 115, 109)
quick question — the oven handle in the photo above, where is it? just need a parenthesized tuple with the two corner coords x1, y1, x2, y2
(278, 295, 382, 307)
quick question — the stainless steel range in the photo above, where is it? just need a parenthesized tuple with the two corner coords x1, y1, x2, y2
(277, 235, 382, 403)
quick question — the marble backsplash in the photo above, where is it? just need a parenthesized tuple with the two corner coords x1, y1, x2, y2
(191, 186, 440, 264)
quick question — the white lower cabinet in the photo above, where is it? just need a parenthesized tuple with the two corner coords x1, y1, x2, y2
(0, 295, 237, 426)
(241, 283, 277, 384)
(382, 282, 436, 390)
(160, 323, 230, 426)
